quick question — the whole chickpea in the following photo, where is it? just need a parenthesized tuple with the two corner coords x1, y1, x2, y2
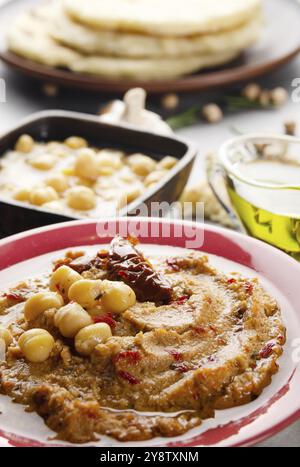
(66, 186, 96, 211)
(15, 135, 34, 153)
(29, 154, 57, 171)
(14, 188, 31, 202)
(101, 281, 136, 314)
(30, 187, 59, 206)
(50, 265, 82, 300)
(68, 279, 104, 309)
(157, 156, 178, 170)
(24, 292, 64, 321)
(242, 83, 261, 102)
(127, 154, 157, 177)
(54, 302, 92, 338)
(18, 329, 54, 363)
(75, 323, 112, 356)
(74, 148, 98, 180)
(64, 136, 87, 150)
(45, 174, 69, 193)
(202, 104, 223, 124)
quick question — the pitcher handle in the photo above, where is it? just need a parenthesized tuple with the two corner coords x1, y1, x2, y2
(206, 155, 247, 234)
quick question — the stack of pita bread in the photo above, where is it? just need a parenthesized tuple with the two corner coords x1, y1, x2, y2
(7, 0, 263, 81)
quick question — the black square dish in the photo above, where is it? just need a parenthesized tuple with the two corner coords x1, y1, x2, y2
(0, 110, 196, 236)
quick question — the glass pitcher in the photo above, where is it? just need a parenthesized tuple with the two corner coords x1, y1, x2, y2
(208, 134, 300, 260)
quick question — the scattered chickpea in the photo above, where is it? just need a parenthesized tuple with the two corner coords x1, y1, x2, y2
(101, 280, 136, 314)
(54, 302, 92, 338)
(42, 83, 59, 97)
(157, 156, 178, 170)
(18, 329, 54, 363)
(127, 154, 157, 177)
(202, 104, 223, 124)
(24, 291, 64, 321)
(64, 136, 88, 150)
(242, 83, 261, 102)
(75, 323, 112, 356)
(161, 93, 180, 110)
(284, 120, 297, 136)
(15, 135, 34, 153)
(66, 186, 96, 211)
(259, 90, 271, 107)
(68, 279, 104, 309)
(14, 188, 31, 202)
(270, 87, 289, 107)
(50, 265, 82, 300)
(30, 187, 59, 206)
(74, 148, 99, 180)
(45, 174, 69, 193)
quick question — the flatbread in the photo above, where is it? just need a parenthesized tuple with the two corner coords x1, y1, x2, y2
(46, 4, 262, 58)
(63, 0, 262, 37)
(7, 11, 240, 80)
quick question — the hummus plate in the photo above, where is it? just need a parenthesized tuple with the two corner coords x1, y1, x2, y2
(0, 218, 299, 447)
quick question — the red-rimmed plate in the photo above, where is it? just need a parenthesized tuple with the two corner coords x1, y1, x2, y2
(0, 218, 299, 447)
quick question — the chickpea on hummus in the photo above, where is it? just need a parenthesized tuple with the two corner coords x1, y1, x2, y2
(0, 237, 285, 443)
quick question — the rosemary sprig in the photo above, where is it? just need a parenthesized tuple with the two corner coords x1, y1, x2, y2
(223, 95, 270, 111)
(166, 106, 199, 130)
(165, 95, 274, 130)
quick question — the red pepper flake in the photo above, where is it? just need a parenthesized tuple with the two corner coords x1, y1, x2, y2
(118, 370, 140, 385)
(260, 342, 275, 359)
(114, 350, 141, 365)
(4, 292, 26, 303)
(174, 295, 189, 305)
(166, 258, 180, 272)
(93, 313, 117, 328)
(209, 324, 217, 334)
(244, 282, 254, 295)
(227, 278, 237, 285)
(172, 362, 191, 373)
(166, 349, 183, 361)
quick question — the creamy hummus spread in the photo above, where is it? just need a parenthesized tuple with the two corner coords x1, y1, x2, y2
(0, 237, 285, 443)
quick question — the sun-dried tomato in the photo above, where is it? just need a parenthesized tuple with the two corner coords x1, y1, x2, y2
(107, 236, 173, 304)
(93, 313, 117, 328)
